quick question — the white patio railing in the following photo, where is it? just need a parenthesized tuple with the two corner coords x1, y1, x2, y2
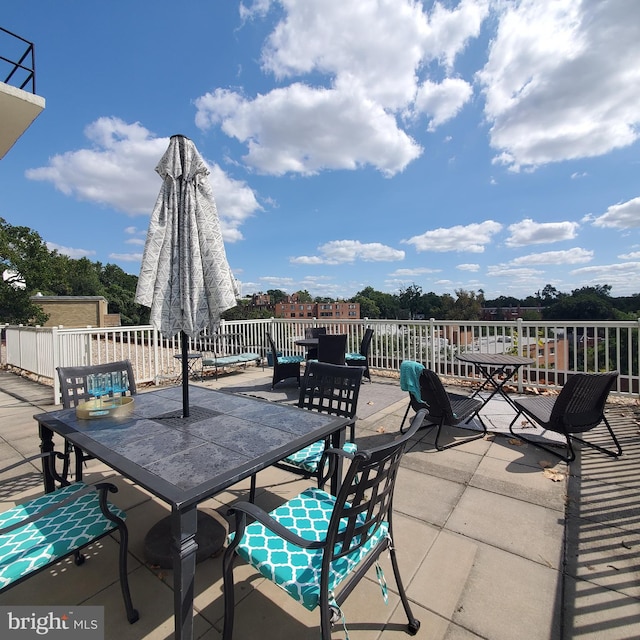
(4, 317, 640, 403)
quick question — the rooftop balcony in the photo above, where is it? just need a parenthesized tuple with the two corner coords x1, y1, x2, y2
(0, 27, 45, 160)
(0, 362, 638, 639)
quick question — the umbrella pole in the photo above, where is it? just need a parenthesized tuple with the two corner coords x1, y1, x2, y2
(181, 331, 190, 417)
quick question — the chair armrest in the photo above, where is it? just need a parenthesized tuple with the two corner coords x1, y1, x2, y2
(227, 501, 325, 551)
(318, 446, 356, 489)
(0, 451, 68, 487)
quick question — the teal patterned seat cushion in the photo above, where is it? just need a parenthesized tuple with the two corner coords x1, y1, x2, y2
(345, 353, 366, 361)
(277, 355, 304, 365)
(231, 487, 388, 611)
(0, 482, 125, 590)
(283, 441, 358, 473)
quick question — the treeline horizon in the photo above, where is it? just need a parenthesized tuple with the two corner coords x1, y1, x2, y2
(1, 218, 639, 325)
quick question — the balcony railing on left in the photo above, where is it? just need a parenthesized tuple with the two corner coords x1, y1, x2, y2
(0, 26, 36, 93)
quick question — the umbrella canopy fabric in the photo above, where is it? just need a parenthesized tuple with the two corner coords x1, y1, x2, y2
(136, 135, 238, 339)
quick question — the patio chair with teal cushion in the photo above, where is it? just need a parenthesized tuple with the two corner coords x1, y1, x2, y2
(266, 332, 304, 388)
(345, 327, 374, 381)
(0, 451, 139, 623)
(222, 408, 426, 639)
(509, 371, 620, 462)
(249, 361, 364, 501)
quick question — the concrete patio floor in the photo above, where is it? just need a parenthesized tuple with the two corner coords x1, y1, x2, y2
(0, 366, 639, 639)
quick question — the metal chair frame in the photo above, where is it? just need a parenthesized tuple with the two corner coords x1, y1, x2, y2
(266, 331, 302, 388)
(346, 327, 374, 381)
(57, 360, 136, 480)
(222, 409, 426, 640)
(317, 333, 347, 365)
(0, 451, 138, 623)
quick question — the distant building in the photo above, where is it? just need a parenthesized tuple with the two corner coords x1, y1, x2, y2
(480, 306, 542, 321)
(274, 300, 360, 320)
(30, 295, 120, 328)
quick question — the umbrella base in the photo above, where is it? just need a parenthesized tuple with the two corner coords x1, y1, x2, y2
(143, 509, 227, 569)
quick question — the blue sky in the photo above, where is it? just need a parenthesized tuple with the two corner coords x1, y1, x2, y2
(2, 0, 639, 301)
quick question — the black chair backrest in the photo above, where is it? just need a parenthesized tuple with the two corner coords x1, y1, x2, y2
(57, 360, 137, 408)
(305, 327, 327, 339)
(325, 408, 426, 563)
(418, 369, 455, 421)
(550, 372, 618, 433)
(266, 332, 278, 358)
(359, 328, 374, 356)
(317, 334, 347, 365)
(298, 361, 364, 419)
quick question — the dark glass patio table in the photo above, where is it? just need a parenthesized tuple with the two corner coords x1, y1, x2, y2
(34, 385, 349, 640)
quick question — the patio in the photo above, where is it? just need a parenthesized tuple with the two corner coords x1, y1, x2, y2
(0, 366, 639, 639)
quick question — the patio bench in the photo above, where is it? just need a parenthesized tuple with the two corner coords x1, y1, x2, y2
(201, 333, 262, 380)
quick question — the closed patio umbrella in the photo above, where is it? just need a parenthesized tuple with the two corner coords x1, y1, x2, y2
(135, 134, 238, 416)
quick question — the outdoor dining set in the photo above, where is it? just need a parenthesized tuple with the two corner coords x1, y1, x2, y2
(0, 335, 623, 640)
(0, 135, 625, 639)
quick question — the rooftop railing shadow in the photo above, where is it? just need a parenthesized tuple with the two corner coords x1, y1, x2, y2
(563, 405, 640, 637)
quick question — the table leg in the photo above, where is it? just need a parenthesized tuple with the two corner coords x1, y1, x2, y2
(38, 422, 56, 493)
(469, 364, 523, 413)
(172, 505, 198, 640)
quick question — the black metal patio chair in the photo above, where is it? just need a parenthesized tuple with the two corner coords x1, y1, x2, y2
(0, 451, 138, 623)
(249, 361, 364, 501)
(304, 326, 327, 360)
(508, 371, 621, 462)
(266, 332, 304, 389)
(345, 327, 374, 381)
(317, 333, 347, 365)
(400, 367, 487, 450)
(57, 360, 137, 481)
(222, 408, 426, 640)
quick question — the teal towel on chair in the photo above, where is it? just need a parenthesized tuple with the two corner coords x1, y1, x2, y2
(400, 361, 424, 403)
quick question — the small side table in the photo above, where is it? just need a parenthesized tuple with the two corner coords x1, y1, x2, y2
(174, 352, 202, 382)
(456, 352, 533, 412)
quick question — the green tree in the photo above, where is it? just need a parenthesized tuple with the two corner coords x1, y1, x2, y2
(0, 218, 53, 324)
(398, 284, 423, 319)
(445, 289, 482, 320)
(543, 285, 615, 320)
(267, 289, 288, 304)
(294, 289, 313, 303)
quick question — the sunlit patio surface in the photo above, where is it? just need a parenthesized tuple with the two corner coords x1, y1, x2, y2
(1, 366, 639, 640)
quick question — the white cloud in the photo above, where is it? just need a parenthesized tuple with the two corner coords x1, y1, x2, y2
(619, 251, 640, 260)
(477, 0, 640, 171)
(404, 220, 502, 253)
(46, 242, 96, 259)
(109, 252, 143, 262)
(292, 240, 405, 265)
(592, 196, 640, 229)
(195, 85, 422, 177)
(414, 78, 473, 130)
(505, 218, 579, 247)
(196, 0, 491, 176)
(457, 263, 480, 272)
(26, 117, 261, 243)
(390, 267, 440, 276)
(511, 247, 593, 266)
(570, 262, 640, 295)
